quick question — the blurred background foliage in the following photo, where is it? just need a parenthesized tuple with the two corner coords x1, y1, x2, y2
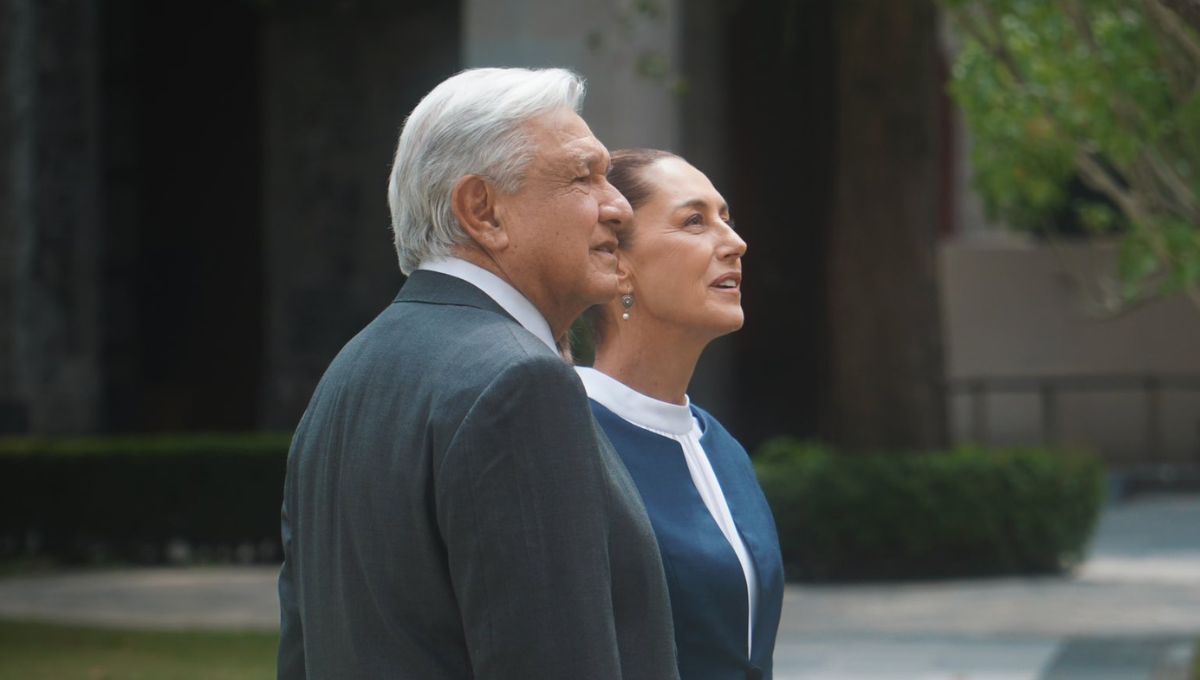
(943, 0, 1200, 311)
(755, 438, 1107, 581)
(0, 432, 1107, 584)
(0, 434, 290, 565)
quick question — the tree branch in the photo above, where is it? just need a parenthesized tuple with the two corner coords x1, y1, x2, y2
(1157, 0, 1200, 34)
(1058, 3, 1195, 224)
(1076, 150, 1148, 225)
(1076, 149, 1200, 311)
(1143, 150, 1200, 220)
(976, 4, 1029, 86)
(1064, 0, 1101, 54)
(1145, 0, 1200, 71)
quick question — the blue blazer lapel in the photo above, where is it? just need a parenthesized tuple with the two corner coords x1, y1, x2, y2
(695, 408, 785, 666)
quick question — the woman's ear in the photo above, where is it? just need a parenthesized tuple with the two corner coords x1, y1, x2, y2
(451, 175, 508, 253)
(615, 255, 635, 295)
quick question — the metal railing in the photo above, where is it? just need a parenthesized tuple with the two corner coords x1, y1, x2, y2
(947, 374, 1200, 461)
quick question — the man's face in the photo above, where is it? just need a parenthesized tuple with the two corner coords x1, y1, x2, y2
(491, 108, 632, 337)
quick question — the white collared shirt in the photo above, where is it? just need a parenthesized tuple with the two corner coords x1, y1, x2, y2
(575, 366, 759, 654)
(417, 256, 557, 352)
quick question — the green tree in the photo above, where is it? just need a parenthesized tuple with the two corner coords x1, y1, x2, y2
(943, 0, 1200, 311)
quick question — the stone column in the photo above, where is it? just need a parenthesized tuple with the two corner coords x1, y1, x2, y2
(0, 0, 104, 434)
(464, 0, 682, 158)
(0, 0, 22, 432)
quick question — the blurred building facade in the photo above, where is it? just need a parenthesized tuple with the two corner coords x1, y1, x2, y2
(2, 0, 1194, 463)
(941, 239, 1200, 464)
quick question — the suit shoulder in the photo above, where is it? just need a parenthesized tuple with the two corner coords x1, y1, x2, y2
(476, 350, 585, 406)
(385, 301, 583, 405)
(353, 301, 552, 370)
(445, 318, 573, 390)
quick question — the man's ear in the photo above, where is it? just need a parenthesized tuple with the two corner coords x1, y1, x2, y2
(450, 175, 508, 253)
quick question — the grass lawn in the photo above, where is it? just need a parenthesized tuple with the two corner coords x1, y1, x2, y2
(0, 619, 278, 680)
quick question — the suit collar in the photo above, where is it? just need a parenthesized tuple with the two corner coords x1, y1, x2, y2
(394, 270, 517, 323)
(416, 257, 556, 351)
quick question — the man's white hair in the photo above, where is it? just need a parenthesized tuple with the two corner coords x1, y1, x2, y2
(387, 67, 586, 274)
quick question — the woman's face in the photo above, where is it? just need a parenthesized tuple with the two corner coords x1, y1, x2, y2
(620, 157, 747, 340)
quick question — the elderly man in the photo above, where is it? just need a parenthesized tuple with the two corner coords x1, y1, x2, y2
(277, 68, 679, 679)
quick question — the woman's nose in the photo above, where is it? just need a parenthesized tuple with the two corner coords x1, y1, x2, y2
(720, 224, 747, 259)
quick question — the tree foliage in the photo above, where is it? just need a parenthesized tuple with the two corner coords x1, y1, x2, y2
(943, 0, 1200, 311)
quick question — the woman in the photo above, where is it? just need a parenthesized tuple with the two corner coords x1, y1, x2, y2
(577, 148, 785, 680)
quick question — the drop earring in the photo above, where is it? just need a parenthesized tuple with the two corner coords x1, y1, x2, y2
(621, 294, 634, 320)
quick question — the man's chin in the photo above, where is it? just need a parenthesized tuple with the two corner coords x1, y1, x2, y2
(581, 278, 620, 307)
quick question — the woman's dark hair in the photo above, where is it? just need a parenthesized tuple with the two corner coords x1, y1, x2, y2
(608, 148, 680, 212)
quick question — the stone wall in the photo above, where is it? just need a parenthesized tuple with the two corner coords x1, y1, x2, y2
(941, 240, 1200, 463)
(0, 0, 21, 431)
(0, 0, 104, 433)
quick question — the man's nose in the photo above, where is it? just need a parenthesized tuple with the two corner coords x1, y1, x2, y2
(600, 182, 633, 227)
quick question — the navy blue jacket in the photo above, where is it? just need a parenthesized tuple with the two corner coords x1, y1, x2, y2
(590, 401, 785, 680)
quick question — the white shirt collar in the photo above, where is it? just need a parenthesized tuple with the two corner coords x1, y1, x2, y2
(575, 367, 697, 436)
(417, 256, 557, 352)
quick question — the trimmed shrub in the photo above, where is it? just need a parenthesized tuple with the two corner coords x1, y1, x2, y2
(0, 433, 291, 563)
(754, 439, 1106, 581)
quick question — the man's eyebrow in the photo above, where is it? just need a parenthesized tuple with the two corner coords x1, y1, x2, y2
(673, 198, 730, 214)
(567, 147, 607, 169)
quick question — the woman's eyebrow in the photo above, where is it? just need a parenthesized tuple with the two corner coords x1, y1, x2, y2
(673, 198, 730, 214)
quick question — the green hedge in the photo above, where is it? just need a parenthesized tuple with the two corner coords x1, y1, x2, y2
(754, 439, 1107, 581)
(0, 433, 291, 563)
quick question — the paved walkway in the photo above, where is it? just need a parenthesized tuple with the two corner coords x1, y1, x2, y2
(1, 493, 1198, 678)
(774, 493, 1200, 679)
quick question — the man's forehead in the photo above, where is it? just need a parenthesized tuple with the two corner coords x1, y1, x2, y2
(537, 137, 609, 173)
(524, 110, 608, 164)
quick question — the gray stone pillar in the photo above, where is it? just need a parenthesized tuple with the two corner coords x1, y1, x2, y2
(0, 0, 103, 434)
(464, 0, 681, 152)
(259, 3, 460, 429)
(0, 0, 22, 432)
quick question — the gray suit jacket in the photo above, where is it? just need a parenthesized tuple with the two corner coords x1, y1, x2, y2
(277, 270, 679, 679)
